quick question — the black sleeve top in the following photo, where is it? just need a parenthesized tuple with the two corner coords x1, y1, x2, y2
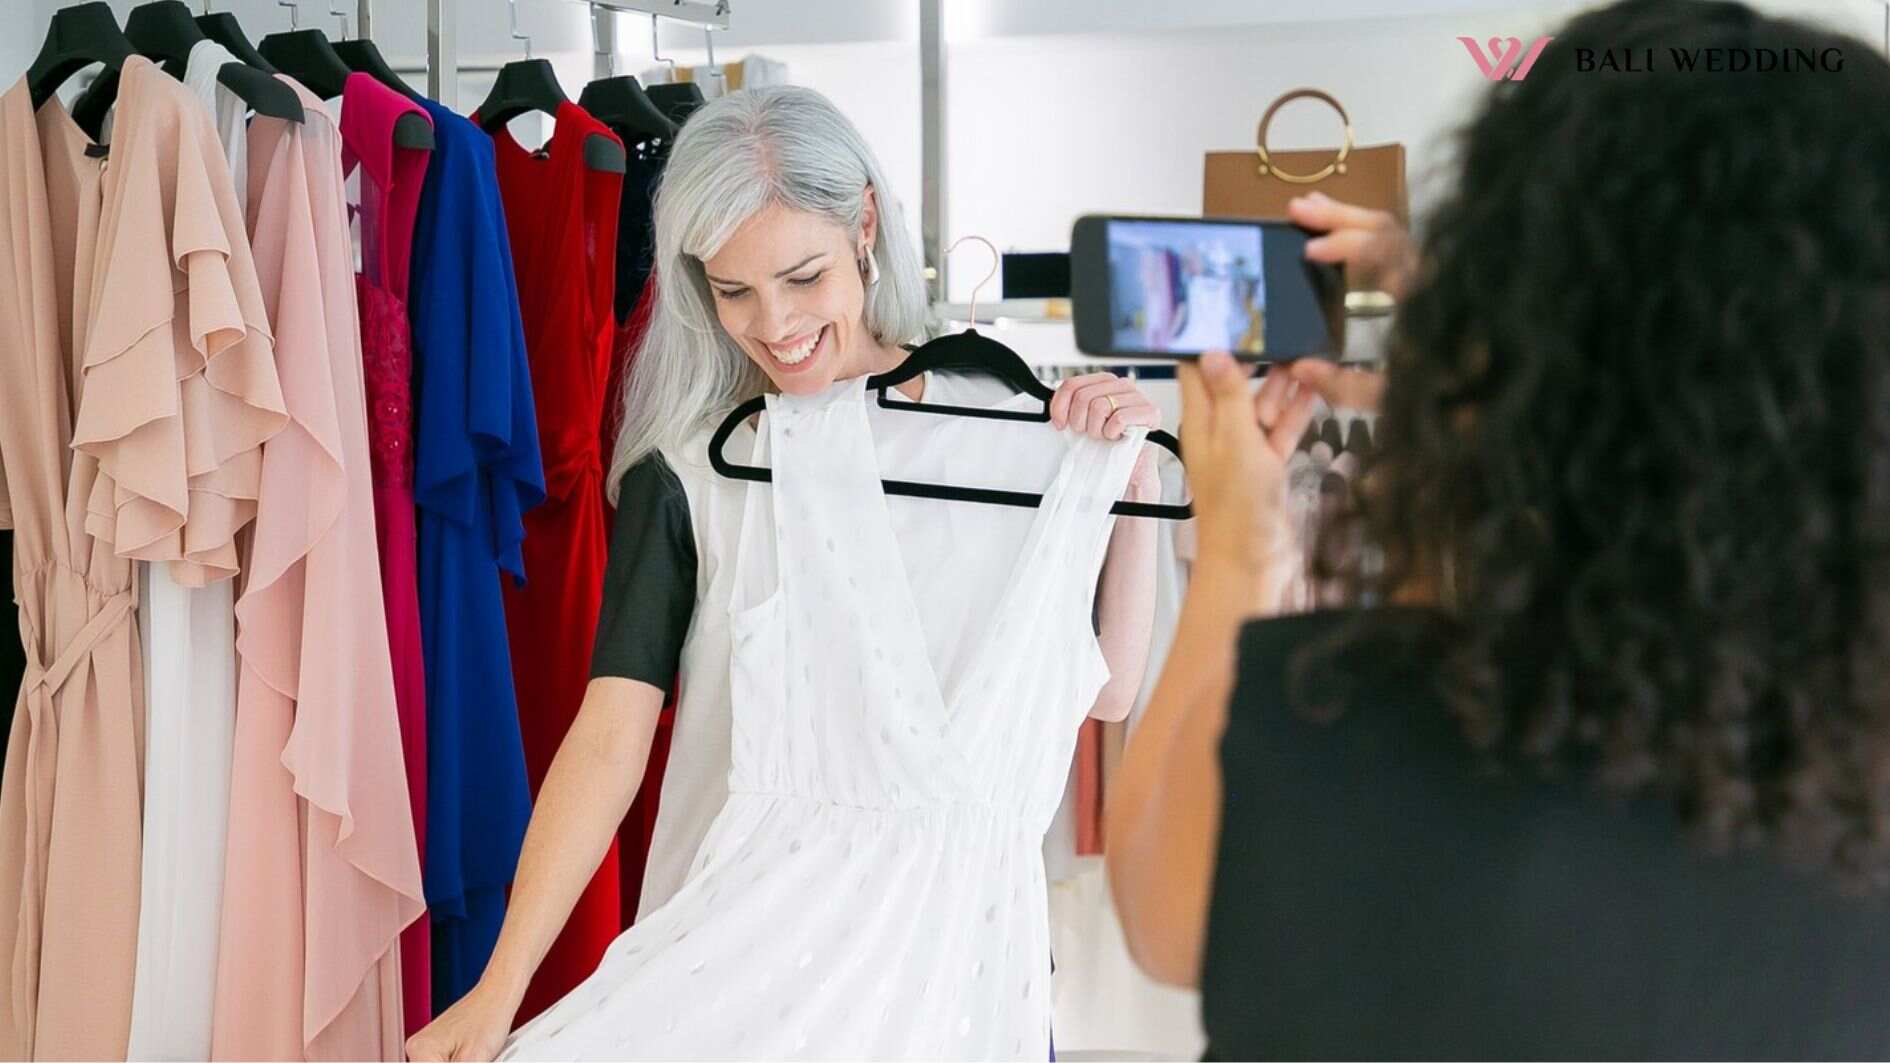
(1204, 608, 1890, 1060)
(590, 452, 697, 689)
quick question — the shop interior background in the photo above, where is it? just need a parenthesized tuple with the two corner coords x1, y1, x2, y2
(13, 0, 1887, 1058)
(22, 0, 1883, 309)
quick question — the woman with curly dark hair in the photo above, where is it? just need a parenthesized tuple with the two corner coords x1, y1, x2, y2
(1108, 0, 1890, 1057)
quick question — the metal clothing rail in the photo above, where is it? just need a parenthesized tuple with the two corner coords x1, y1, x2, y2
(423, 0, 728, 108)
(579, 0, 728, 30)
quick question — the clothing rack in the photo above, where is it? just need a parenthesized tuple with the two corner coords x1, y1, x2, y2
(420, 0, 728, 107)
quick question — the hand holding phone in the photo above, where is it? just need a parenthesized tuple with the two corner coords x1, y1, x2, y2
(1070, 215, 1345, 362)
(1289, 192, 1416, 301)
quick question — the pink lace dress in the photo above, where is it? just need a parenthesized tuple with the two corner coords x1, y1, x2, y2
(339, 71, 435, 1037)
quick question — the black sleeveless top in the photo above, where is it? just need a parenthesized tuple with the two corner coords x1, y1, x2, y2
(1203, 609, 1890, 1060)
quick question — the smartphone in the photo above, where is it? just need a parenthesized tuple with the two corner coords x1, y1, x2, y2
(1070, 215, 1344, 361)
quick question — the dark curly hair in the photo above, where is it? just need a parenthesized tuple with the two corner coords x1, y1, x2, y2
(1315, 0, 1890, 890)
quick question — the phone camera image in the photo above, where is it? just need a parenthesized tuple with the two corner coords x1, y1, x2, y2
(1109, 221, 1267, 355)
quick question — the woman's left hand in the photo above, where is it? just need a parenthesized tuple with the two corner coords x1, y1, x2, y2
(1179, 351, 1319, 579)
(1050, 372, 1162, 441)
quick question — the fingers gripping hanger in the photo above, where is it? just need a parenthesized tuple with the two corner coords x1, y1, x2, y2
(709, 237, 1192, 520)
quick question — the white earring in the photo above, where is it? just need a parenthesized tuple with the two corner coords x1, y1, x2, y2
(861, 247, 881, 287)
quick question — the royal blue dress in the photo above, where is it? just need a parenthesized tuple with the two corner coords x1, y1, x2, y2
(409, 98, 545, 1011)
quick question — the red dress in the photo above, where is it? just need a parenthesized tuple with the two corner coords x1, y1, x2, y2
(487, 102, 625, 1022)
(339, 71, 435, 1036)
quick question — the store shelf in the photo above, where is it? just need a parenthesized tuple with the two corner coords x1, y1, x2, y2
(932, 311, 1391, 368)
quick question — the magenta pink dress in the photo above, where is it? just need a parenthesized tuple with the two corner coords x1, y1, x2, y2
(339, 71, 435, 1038)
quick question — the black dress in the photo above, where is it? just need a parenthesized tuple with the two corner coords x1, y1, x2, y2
(0, 531, 19, 786)
(1203, 609, 1890, 1060)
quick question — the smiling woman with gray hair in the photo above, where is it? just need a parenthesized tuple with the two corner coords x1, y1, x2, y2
(406, 85, 1165, 1062)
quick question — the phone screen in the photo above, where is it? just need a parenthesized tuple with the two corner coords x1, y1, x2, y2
(1071, 215, 1342, 361)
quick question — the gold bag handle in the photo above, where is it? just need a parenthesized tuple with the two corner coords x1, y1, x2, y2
(1255, 88, 1356, 184)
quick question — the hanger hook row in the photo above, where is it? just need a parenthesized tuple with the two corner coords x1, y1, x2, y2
(509, 0, 533, 59)
(947, 235, 1001, 327)
(652, 14, 677, 72)
(590, 2, 616, 78)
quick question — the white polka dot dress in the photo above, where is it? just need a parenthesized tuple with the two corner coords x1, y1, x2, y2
(499, 378, 1144, 1060)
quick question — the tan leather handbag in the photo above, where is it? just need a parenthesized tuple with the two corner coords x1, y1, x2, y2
(1204, 88, 1409, 261)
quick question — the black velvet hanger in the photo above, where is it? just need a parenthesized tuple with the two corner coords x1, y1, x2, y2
(28, 2, 135, 111)
(475, 59, 626, 174)
(326, 34, 433, 149)
(578, 75, 676, 149)
(72, 1, 305, 134)
(157, 3, 302, 117)
(195, 12, 274, 73)
(709, 329, 1191, 520)
(258, 26, 352, 101)
(332, 36, 412, 97)
(646, 82, 704, 125)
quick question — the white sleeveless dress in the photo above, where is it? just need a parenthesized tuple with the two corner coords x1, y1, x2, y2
(499, 377, 1143, 1060)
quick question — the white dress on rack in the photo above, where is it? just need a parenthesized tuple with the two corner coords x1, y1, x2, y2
(125, 38, 248, 1063)
(500, 377, 1142, 1061)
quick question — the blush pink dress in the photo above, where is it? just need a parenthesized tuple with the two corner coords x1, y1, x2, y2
(340, 70, 437, 1039)
(211, 74, 424, 1061)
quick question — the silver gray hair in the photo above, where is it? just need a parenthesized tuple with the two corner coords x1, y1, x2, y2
(606, 85, 929, 500)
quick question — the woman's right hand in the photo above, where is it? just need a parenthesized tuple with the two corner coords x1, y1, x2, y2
(404, 979, 519, 1063)
(1287, 191, 1417, 301)
(1281, 191, 1399, 416)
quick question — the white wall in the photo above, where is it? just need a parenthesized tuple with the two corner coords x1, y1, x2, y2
(11, 0, 1887, 292)
(643, 0, 1887, 302)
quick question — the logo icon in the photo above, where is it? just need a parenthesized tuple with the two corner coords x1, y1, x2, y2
(1459, 35, 1554, 80)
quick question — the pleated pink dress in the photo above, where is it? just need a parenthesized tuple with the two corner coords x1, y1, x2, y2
(211, 75, 425, 1061)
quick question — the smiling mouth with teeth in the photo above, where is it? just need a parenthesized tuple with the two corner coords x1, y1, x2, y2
(768, 326, 823, 366)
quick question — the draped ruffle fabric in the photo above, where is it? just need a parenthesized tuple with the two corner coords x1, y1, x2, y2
(212, 76, 424, 1062)
(72, 60, 287, 586)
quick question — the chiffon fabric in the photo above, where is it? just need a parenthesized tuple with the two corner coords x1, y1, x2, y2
(0, 55, 291, 1058)
(0, 71, 142, 1063)
(487, 101, 625, 1022)
(501, 380, 1141, 1059)
(0, 55, 298, 1051)
(126, 39, 267, 1060)
(210, 76, 423, 1061)
(339, 71, 437, 1038)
